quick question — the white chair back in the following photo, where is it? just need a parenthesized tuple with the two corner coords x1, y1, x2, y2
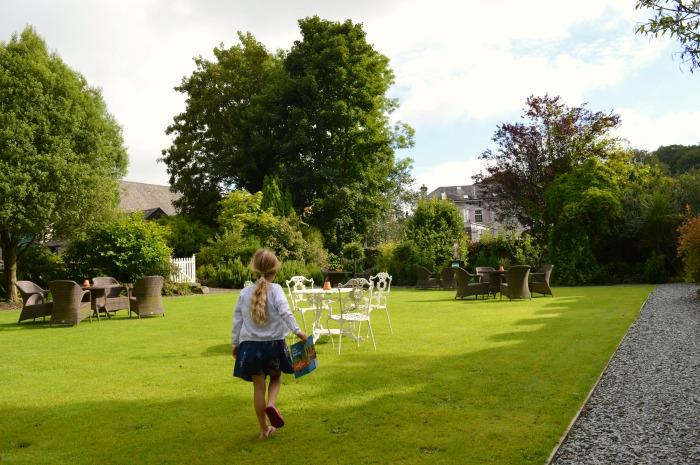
(285, 276, 314, 309)
(338, 278, 373, 314)
(370, 272, 392, 293)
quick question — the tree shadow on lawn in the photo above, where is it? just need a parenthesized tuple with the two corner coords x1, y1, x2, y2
(0, 313, 158, 332)
(404, 295, 571, 305)
(0, 320, 52, 331)
(0, 294, 641, 465)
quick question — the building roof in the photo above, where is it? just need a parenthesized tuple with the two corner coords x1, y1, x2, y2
(426, 184, 483, 202)
(119, 181, 179, 217)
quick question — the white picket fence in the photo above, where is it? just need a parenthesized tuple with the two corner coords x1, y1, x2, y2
(171, 255, 196, 283)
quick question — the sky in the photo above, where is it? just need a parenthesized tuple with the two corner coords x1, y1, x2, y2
(2, 0, 699, 192)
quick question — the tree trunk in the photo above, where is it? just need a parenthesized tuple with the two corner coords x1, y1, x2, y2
(1, 233, 18, 302)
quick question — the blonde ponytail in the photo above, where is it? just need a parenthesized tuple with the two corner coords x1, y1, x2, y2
(251, 277, 269, 325)
(249, 249, 281, 326)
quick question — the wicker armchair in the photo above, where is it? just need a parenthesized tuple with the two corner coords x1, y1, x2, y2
(91, 276, 129, 318)
(416, 266, 440, 289)
(454, 268, 484, 300)
(15, 280, 53, 324)
(529, 264, 554, 296)
(48, 280, 93, 326)
(440, 267, 456, 289)
(129, 276, 165, 318)
(500, 266, 531, 300)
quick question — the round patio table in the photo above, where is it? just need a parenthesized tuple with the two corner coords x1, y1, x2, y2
(293, 288, 352, 343)
(487, 270, 507, 297)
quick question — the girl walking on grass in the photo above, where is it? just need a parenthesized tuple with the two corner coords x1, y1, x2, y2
(232, 249, 307, 439)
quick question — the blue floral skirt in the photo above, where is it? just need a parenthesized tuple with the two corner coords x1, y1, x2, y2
(233, 340, 293, 382)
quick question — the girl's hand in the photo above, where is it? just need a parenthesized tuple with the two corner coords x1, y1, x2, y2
(232, 346, 238, 359)
(296, 331, 308, 342)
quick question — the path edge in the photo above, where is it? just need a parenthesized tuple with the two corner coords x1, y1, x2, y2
(543, 289, 654, 465)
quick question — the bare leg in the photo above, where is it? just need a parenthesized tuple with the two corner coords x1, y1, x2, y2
(251, 375, 269, 437)
(267, 374, 282, 407)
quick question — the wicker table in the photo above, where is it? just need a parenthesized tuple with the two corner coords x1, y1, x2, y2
(87, 284, 127, 320)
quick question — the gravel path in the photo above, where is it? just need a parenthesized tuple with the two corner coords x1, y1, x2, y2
(551, 283, 700, 465)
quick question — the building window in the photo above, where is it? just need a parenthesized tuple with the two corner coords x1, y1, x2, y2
(463, 208, 469, 222)
(475, 209, 483, 223)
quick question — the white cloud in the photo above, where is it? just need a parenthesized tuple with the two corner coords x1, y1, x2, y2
(378, 1, 666, 124)
(414, 158, 486, 193)
(0, 0, 677, 186)
(616, 108, 700, 150)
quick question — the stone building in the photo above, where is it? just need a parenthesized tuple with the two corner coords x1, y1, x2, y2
(426, 184, 521, 241)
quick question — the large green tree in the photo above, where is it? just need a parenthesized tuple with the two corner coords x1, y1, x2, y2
(0, 28, 127, 301)
(474, 95, 621, 244)
(162, 32, 282, 222)
(365, 157, 418, 246)
(636, 0, 700, 71)
(544, 154, 664, 284)
(278, 16, 413, 250)
(161, 17, 414, 250)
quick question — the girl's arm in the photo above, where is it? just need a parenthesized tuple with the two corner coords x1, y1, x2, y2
(232, 294, 244, 349)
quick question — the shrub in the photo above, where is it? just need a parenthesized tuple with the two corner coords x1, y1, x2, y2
(305, 263, 324, 285)
(548, 230, 607, 285)
(16, 244, 65, 287)
(276, 260, 309, 284)
(158, 214, 215, 257)
(163, 282, 198, 296)
(363, 247, 379, 271)
(198, 258, 324, 289)
(299, 226, 328, 268)
(341, 242, 365, 273)
(327, 253, 342, 270)
(404, 198, 466, 272)
(469, 231, 541, 271)
(678, 214, 700, 283)
(62, 214, 172, 283)
(198, 230, 260, 267)
(391, 240, 420, 285)
(276, 260, 324, 286)
(641, 252, 669, 284)
(201, 190, 328, 272)
(197, 259, 252, 288)
(375, 242, 396, 272)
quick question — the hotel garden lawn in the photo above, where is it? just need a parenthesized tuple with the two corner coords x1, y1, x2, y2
(0, 285, 652, 465)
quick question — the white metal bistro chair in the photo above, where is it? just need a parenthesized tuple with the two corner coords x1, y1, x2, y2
(285, 276, 316, 332)
(327, 278, 376, 354)
(369, 272, 393, 334)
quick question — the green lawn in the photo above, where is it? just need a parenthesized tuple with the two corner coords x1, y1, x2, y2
(0, 286, 652, 465)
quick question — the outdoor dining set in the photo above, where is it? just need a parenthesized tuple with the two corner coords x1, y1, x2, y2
(15, 276, 166, 326)
(277, 272, 394, 355)
(416, 264, 554, 300)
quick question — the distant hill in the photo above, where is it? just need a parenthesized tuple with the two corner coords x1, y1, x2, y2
(654, 144, 700, 175)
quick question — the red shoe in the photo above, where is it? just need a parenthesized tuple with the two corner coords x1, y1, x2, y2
(265, 405, 285, 428)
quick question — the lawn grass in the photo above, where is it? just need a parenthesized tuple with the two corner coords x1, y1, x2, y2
(0, 285, 652, 465)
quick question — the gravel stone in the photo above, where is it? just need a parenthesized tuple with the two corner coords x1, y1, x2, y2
(551, 283, 700, 465)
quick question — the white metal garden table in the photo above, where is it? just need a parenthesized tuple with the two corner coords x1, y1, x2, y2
(292, 288, 352, 343)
